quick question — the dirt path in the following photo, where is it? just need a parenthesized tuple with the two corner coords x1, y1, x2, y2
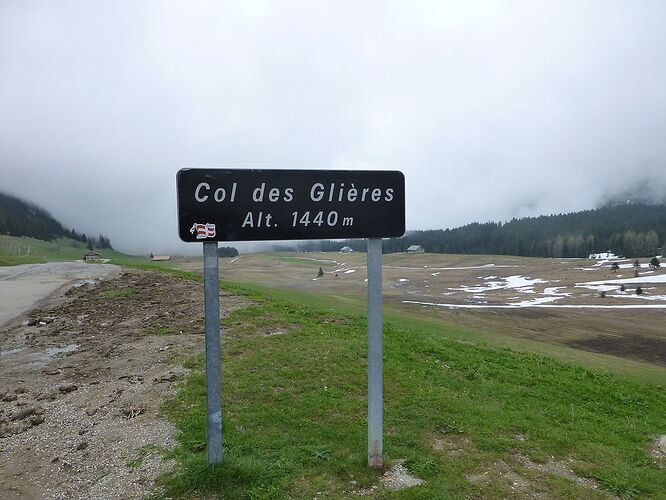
(0, 267, 249, 499)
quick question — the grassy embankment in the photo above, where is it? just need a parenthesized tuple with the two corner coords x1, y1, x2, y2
(222, 281, 666, 387)
(0, 234, 129, 266)
(154, 272, 666, 499)
(0, 234, 182, 271)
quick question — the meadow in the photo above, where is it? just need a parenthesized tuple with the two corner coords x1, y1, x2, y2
(157, 251, 666, 498)
(3, 244, 664, 497)
(0, 234, 127, 266)
(153, 254, 666, 498)
(175, 251, 666, 383)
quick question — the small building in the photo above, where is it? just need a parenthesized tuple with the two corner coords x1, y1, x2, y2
(151, 255, 172, 262)
(406, 245, 425, 254)
(83, 251, 102, 261)
(340, 246, 353, 254)
(588, 251, 617, 260)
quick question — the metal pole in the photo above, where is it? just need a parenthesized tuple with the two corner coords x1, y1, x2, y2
(203, 241, 223, 465)
(367, 238, 383, 468)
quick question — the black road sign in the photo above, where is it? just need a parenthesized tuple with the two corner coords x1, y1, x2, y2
(177, 169, 405, 242)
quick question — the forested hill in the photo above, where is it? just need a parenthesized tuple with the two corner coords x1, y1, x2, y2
(299, 203, 666, 258)
(0, 191, 112, 248)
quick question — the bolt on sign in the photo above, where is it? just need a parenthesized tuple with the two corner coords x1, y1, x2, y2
(177, 168, 405, 469)
(177, 169, 405, 241)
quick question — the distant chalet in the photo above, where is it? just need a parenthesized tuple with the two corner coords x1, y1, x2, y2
(406, 245, 425, 254)
(151, 255, 171, 262)
(83, 251, 102, 261)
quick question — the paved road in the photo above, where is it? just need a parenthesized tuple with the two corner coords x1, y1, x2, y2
(0, 261, 120, 327)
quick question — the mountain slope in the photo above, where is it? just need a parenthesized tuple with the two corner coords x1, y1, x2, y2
(0, 191, 113, 249)
(0, 191, 71, 241)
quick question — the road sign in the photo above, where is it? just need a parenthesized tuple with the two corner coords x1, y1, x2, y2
(178, 167, 404, 469)
(176, 168, 405, 242)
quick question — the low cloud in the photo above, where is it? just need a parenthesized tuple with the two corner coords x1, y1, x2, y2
(1, 1, 665, 254)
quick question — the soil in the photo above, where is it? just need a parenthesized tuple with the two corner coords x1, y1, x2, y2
(353, 459, 425, 495)
(568, 334, 666, 365)
(0, 268, 249, 499)
(429, 306, 666, 368)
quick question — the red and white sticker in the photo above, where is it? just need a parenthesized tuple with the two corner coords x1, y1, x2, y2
(190, 223, 216, 239)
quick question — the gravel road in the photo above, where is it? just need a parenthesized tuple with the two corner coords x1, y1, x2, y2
(0, 262, 120, 327)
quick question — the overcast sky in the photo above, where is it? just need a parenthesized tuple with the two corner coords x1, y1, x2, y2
(1, 1, 665, 254)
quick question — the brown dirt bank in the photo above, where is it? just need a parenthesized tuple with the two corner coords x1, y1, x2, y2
(0, 268, 249, 499)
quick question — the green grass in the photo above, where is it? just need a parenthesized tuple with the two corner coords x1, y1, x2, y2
(0, 254, 42, 266)
(156, 277, 666, 499)
(0, 234, 129, 265)
(216, 281, 666, 387)
(100, 287, 139, 298)
(143, 326, 182, 336)
(0, 234, 179, 272)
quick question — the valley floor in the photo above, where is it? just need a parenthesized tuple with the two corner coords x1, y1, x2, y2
(175, 252, 666, 379)
(1, 255, 664, 498)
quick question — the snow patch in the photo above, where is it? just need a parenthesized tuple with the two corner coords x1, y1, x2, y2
(578, 274, 666, 287)
(454, 275, 547, 294)
(543, 287, 571, 297)
(403, 300, 666, 310)
(510, 296, 562, 307)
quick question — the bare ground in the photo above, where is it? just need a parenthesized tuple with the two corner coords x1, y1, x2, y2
(0, 268, 249, 499)
(425, 306, 666, 366)
(431, 432, 615, 499)
(175, 253, 666, 368)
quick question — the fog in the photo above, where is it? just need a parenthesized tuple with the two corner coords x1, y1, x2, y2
(1, 1, 665, 255)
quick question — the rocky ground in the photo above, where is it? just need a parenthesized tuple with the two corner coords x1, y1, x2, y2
(0, 268, 249, 499)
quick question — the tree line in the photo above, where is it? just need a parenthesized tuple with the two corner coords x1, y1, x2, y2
(217, 246, 239, 257)
(0, 191, 113, 250)
(295, 203, 666, 258)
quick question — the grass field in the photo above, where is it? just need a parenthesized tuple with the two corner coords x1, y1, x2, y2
(0, 234, 129, 266)
(174, 252, 666, 385)
(156, 269, 666, 499)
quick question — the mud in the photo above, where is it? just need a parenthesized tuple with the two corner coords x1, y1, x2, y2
(568, 335, 666, 365)
(0, 268, 249, 499)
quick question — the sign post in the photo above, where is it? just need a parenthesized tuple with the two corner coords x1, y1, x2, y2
(367, 238, 383, 468)
(177, 168, 404, 468)
(203, 241, 223, 465)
